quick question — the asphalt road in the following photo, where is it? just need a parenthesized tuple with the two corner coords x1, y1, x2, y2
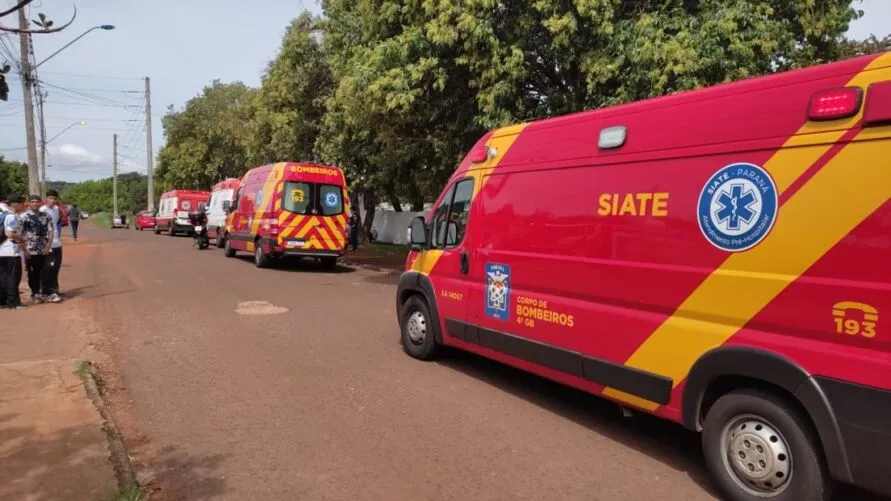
(65, 223, 884, 501)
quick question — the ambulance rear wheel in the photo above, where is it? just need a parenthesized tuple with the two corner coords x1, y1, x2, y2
(254, 243, 270, 268)
(224, 237, 236, 258)
(702, 389, 832, 501)
(321, 257, 337, 270)
(400, 295, 440, 360)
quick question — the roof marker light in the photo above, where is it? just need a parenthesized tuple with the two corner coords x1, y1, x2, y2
(599, 125, 627, 150)
(808, 87, 863, 121)
(863, 80, 891, 127)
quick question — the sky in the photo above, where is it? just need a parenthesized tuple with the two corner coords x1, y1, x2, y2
(0, 0, 889, 183)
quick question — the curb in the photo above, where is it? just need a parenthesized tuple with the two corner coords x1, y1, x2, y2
(77, 361, 141, 495)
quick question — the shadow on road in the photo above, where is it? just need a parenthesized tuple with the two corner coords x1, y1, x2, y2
(144, 445, 231, 501)
(234, 255, 356, 274)
(434, 350, 888, 501)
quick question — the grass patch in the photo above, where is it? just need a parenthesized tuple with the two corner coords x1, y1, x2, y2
(75, 360, 106, 396)
(356, 243, 410, 256)
(103, 480, 143, 501)
(91, 212, 112, 229)
(75, 360, 92, 378)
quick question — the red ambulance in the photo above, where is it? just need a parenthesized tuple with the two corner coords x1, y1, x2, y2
(398, 52, 891, 501)
(223, 162, 350, 269)
(154, 189, 211, 236)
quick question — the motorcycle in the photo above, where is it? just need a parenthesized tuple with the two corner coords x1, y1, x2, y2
(188, 208, 210, 250)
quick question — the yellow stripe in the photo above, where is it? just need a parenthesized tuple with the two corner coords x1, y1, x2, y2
(768, 53, 891, 192)
(410, 123, 529, 275)
(603, 53, 891, 411)
(250, 163, 284, 235)
(604, 129, 891, 410)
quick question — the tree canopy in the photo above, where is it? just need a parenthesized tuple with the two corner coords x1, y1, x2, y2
(155, 0, 877, 230)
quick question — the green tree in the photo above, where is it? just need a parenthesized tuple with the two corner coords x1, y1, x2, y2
(0, 156, 28, 197)
(249, 12, 334, 165)
(156, 80, 256, 190)
(841, 34, 891, 58)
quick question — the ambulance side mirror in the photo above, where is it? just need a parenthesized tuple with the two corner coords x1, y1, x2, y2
(222, 200, 231, 213)
(409, 216, 427, 251)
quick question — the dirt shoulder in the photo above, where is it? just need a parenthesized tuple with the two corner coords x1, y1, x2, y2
(341, 242, 409, 272)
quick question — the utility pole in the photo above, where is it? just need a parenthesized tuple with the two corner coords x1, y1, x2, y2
(112, 134, 118, 218)
(37, 88, 47, 197)
(18, 6, 39, 195)
(144, 77, 154, 211)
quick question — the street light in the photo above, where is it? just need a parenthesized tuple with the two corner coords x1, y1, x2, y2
(47, 121, 87, 144)
(41, 121, 87, 195)
(35, 25, 116, 70)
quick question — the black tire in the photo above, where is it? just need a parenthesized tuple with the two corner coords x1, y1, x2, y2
(254, 242, 270, 268)
(154, 225, 160, 235)
(702, 389, 832, 501)
(216, 232, 225, 248)
(400, 295, 441, 360)
(321, 256, 337, 270)
(224, 237, 236, 258)
(168, 224, 175, 236)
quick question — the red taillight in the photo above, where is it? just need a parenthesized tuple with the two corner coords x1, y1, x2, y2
(808, 87, 863, 121)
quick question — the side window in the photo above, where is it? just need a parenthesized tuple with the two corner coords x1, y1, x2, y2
(430, 178, 475, 249)
(430, 184, 456, 249)
(447, 179, 474, 247)
(233, 187, 244, 212)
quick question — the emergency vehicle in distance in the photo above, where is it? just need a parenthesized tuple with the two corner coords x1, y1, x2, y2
(398, 51, 891, 501)
(222, 162, 350, 269)
(206, 178, 241, 247)
(154, 189, 211, 236)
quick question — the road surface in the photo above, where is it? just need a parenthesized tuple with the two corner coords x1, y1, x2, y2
(63, 223, 882, 501)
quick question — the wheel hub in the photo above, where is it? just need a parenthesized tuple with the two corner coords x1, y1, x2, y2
(723, 416, 792, 496)
(406, 311, 427, 345)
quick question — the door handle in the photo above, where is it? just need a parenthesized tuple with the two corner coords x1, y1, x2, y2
(460, 251, 469, 275)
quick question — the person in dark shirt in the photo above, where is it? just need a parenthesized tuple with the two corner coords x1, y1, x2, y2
(20, 195, 54, 303)
(68, 204, 82, 240)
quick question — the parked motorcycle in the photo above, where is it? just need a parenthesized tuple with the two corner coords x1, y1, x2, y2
(188, 208, 210, 250)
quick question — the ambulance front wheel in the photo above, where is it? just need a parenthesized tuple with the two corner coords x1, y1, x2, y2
(702, 389, 832, 501)
(400, 295, 440, 360)
(224, 237, 236, 258)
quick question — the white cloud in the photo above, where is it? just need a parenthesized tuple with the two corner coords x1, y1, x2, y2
(49, 144, 104, 165)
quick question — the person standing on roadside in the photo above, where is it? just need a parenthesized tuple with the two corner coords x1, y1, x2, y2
(40, 189, 64, 302)
(0, 195, 26, 309)
(68, 203, 82, 241)
(20, 195, 54, 304)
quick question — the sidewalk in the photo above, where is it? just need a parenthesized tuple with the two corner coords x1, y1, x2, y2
(0, 234, 118, 501)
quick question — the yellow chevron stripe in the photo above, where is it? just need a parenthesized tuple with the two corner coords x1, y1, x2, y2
(322, 217, 344, 246)
(295, 217, 317, 239)
(602, 53, 891, 411)
(410, 123, 529, 275)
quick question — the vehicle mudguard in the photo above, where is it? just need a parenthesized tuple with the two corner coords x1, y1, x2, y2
(683, 346, 851, 483)
(396, 271, 443, 344)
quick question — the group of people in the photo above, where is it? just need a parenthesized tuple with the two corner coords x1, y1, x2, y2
(0, 190, 67, 309)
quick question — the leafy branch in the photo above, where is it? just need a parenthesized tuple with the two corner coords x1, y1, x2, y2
(0, 3, 77, 34)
